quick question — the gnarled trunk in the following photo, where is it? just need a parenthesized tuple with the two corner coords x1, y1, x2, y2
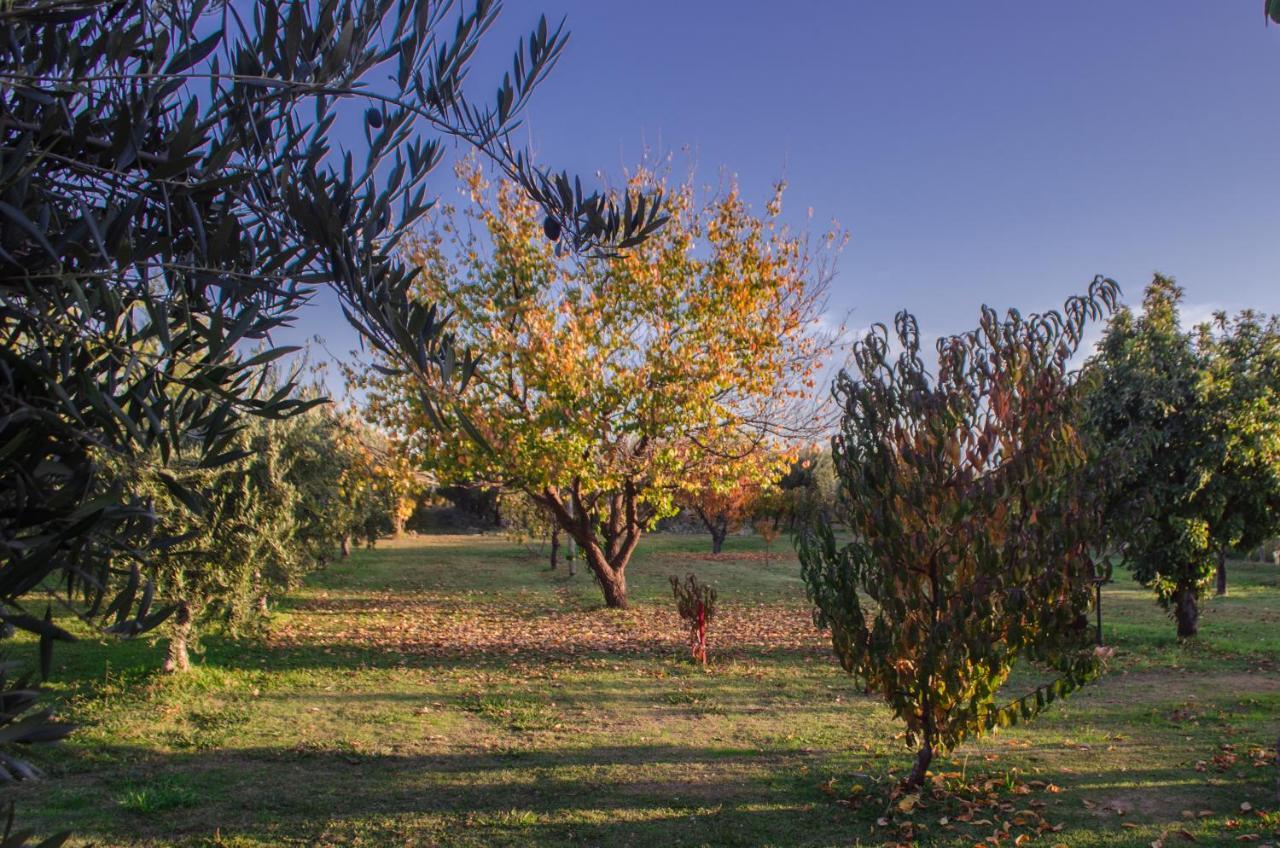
(584, 548, 629, 609)
(162, 600, 192, 673)
(1172, 583, 1199, 638)
(536, 483, 645, 609)
(1215, 549, 1227, 596)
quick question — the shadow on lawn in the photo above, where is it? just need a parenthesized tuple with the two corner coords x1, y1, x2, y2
(10, 741, 1270, 847)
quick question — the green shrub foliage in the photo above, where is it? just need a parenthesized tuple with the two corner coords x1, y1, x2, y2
(799, 277, 1119, 788)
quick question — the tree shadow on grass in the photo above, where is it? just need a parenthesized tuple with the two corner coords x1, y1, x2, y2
(7, 741, 1272, 848)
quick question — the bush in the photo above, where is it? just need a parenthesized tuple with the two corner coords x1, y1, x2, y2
(800, 278, 1118, 788)
(670, 574, 717, 665)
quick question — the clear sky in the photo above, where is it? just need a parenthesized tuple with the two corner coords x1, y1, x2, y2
(291, 2, 1280, 374)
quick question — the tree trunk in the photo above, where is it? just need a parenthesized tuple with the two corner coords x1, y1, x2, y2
(162, 600, 192, 673)
(340, 535, 351, 558)
(1173, 584, 1199, 638)
(695, 508, 728, 555)
(549, 526, 560, 570)
(1215, 549, 1227, 596)
(257, 594, 269, 615)
(583, 544, 629, 608)
(710, 526, 726, 555)
(905, 739, 933, 789)
(535, 485, 643, 609)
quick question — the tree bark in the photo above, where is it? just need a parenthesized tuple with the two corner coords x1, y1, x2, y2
(1173, 583, 1199, 638)
(585, 547, 629, 609)
(535, 484, 644, 609)
(905, 739, 933, 789)
(340, 535, 351, 558)
(1215, 549, 1227, 596)
(257, 594, 269, 615)
(162, 600, 192, 673)
(695, 507, 728, 554)
(549, 526, 560, 570)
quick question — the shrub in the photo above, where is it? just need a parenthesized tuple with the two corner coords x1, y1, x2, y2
(799, 278, 1119, 788)
(670, 574, 718, 665)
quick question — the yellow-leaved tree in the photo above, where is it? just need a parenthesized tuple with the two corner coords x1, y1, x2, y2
(354, 161, 842, 608)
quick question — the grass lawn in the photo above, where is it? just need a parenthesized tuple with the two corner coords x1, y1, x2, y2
(7, 533, 1280, 847)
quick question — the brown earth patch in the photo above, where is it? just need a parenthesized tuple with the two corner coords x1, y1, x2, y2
(660, 551, 797, 563)
(271, 593, 827, 661)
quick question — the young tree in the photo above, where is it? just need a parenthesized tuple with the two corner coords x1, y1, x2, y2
(305, 408, 427, 555)
(681, 475, 765, 554)
(670, 574, 717, 665)
(800, 278, 1118, 789)
(1085, 278, 1280, 634)
(357, 163, 842, 608)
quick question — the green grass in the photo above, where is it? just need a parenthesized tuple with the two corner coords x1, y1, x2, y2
(7, 532, 1279, 846)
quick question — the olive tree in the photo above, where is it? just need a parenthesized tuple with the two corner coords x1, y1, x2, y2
(0, 0, 660, 800)
(1, 0, 661, 635)
(799, 277, 1119, 788)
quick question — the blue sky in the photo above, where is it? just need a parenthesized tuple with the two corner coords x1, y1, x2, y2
(291, 2, 1280, 375)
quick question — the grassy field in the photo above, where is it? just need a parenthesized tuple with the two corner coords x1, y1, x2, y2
(8, 533, 1280, 847)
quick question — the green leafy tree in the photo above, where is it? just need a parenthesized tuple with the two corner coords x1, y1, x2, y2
(121, 417, 305, 673)
(1194, 310, 1280, 594)
(778, 446, 839, 529)
(1084, 277, 1280, 635)
(800, 278, 1118, 789)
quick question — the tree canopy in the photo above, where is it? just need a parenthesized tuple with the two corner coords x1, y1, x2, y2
(355, 161, 842, 607)
(1084, 276, 1280, 636)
